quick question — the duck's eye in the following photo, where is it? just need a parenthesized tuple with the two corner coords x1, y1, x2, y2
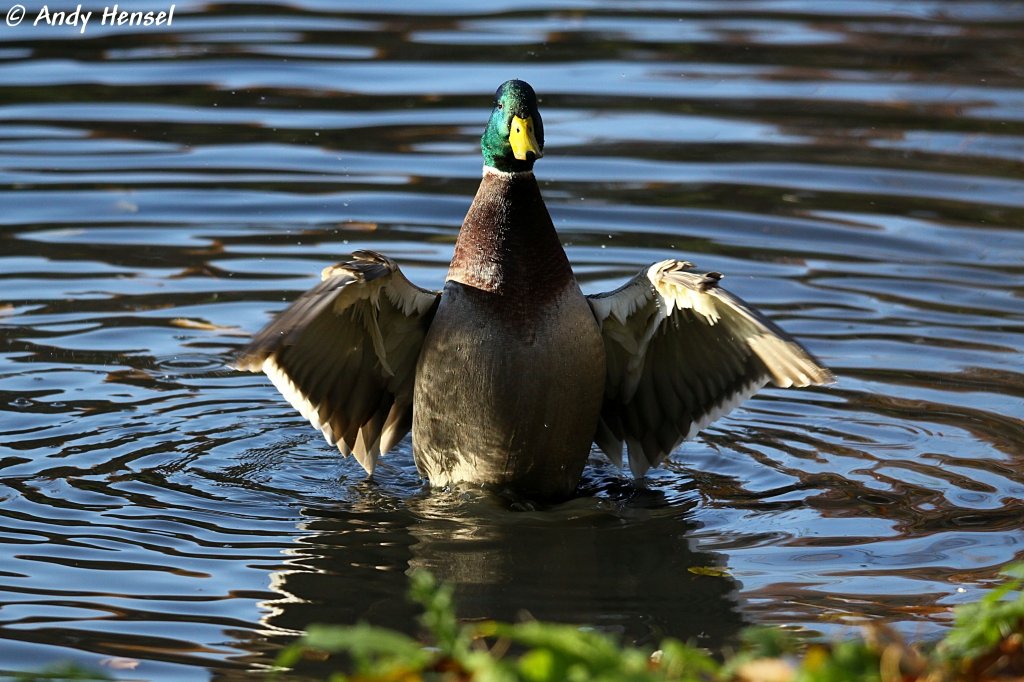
(496, 102, 504, 110)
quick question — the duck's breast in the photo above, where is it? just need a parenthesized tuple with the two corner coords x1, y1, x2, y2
(412, 279, 605, 498)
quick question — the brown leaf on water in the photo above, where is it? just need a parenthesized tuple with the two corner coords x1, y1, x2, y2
(688, 565, 731, 578)
(340, 221, 378, 231)
(170, 318, 248, 335)
(890, 603, 954, 618)
(104, 369, 155, 384)
(185, 241, 225, 257)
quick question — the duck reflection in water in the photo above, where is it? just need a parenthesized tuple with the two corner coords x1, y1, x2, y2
(235, 79, 833, 501)
(256, 479, 744, 660)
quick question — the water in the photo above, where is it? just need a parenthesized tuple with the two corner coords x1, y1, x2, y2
(1, 1, 1023, 678)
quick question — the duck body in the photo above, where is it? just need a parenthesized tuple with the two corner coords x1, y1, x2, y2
(413, 169, 605, 498)
(235, 80, 834, 501)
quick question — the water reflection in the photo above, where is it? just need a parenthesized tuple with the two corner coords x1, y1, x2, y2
(263, 483, 742, 654)
(2, 0, 1024, 678)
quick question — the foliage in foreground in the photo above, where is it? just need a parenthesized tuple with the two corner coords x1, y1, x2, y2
(8, 662, 113, 681)
(275, 563, 1024, 682)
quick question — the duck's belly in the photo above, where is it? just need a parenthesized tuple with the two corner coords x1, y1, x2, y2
(412, 280, 605, 499)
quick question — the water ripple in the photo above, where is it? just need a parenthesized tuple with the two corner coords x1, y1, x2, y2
(1, 1, 1023, 678)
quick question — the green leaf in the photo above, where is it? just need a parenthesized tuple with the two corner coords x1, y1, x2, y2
(1002, 562, 1024, 581)
(740, 625, 803, 659)
(459, 650, 519, 682)
(495, 622, 669, 682)
(797, 640, 880, 682)
(275, 622, 432, 677)
(304, 623, 425, 659)
(518, 648, 564, 682)
(939, 589, 1024, 664)
(11, 663, 113, 681)
(409, 570, 466, 657)
(496, 621, 623, 671)
(655, 639, 721, 681)
(687, 566, 731, 578)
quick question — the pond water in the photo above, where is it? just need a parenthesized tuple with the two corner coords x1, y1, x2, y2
(2, 1, 1024, 678)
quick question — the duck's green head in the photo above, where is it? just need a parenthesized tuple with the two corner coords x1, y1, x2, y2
(481, 80, 544, 173)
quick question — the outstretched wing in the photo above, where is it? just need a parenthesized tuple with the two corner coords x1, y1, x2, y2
(235, 250, 440, 474)
(587, 259, 833, 477)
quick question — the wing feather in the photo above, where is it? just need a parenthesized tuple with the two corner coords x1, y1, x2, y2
(588, 259, 833, 476)
(235, 251, 439, 474)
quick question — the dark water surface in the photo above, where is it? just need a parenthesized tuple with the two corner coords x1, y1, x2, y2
(2, 1, 1024, 678)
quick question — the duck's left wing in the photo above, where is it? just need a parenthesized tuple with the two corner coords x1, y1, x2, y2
(235, 251, 440, 474)
(587, 259, 833, 477)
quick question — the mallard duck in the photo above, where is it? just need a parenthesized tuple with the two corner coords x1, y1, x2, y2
(236, 80, 834, 500)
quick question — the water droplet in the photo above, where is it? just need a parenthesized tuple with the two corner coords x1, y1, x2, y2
(10, 396, 32, 408)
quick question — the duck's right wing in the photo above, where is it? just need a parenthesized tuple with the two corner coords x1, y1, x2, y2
(234, 251, 440, 474)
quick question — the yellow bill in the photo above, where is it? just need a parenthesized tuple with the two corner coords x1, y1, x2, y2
(509, 115, 542, 161)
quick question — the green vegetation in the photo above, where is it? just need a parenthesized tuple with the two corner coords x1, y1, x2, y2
(12, 565, 1024, 681)
(9, 662, 113, 681)
(274, 564, 1024, 682)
